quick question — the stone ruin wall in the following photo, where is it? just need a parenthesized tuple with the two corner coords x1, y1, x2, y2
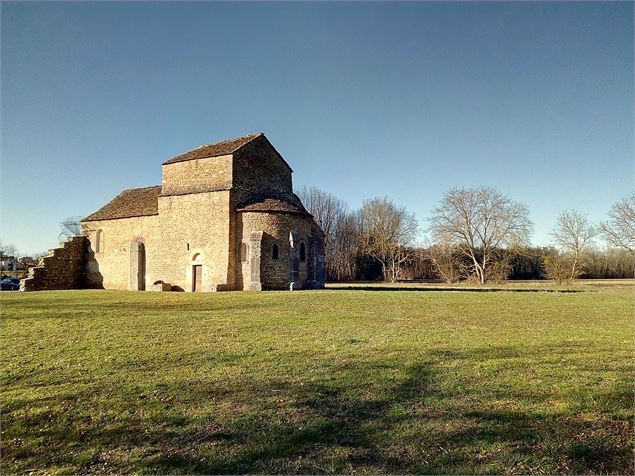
(21, 236, 89, 291)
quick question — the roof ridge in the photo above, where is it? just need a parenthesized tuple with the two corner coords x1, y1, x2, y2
(195, 132, 262, 149)
(119, 185, 162, 193)
(163, 132, 264, 165)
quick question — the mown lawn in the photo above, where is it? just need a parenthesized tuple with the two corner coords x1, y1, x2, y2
(1, 284, 633, 474)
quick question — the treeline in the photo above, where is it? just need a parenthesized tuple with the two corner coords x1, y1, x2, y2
(315, 246, 633, 282)
(297, 186, 635, 283)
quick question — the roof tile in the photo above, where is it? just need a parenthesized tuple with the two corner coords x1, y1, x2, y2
(236, 191, 310, 216)
(163, 133, 262, 165)
(83, 186, 161, 221)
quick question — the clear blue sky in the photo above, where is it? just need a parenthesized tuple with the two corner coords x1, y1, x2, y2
(2, 1, 633, 255)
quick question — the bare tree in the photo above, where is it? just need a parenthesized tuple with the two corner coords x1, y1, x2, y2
(297, 186, 345, 242)
(543, 250, 574, 285)
(297, 186, 357, 280)
(423, 241, 462, 283)
(551, 209, 597, 281)
(398, 247, 438, 280)
(600, 192, 635, 254)
(428, 187, 533, 284)
(358, 197, 418, 282)
(0, 241, 18, 273)
(330, 212, 360, 280)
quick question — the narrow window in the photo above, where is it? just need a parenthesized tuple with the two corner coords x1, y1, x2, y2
(272, 244, 279, 260)
(95, 229, 103, 253)
(241, 242, 249, 263)
(300, 242, 306, 262)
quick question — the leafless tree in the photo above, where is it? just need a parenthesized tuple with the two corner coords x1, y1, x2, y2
(0, 241, 18, 273)
(423, 242, 462, 283)
(297, 186, 357, 280)
(428, 187, 533, 284)
(543, 250, 574, 285)
(551, 209, 597, 281)
(584, 247, 634, 278)
(330, 212, 360, 280)
(297, 187, 345, 242)
(600, 192, 635, 254)
(358, 197, 418, 282)
(398, 248, 437, 280)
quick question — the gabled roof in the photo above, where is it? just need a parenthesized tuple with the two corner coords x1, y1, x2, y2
(163, 133, 263, 165)
(82, 186, 161, 222)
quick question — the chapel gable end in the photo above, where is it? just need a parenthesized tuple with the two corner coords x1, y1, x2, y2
(232, 134, 293, 203)
(159, 133, 290, 197)
(160, 133, 262, 196)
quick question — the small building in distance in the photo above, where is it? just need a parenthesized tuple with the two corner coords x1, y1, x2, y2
(77, 133, 326, 292)
(17, 257, 39, 270)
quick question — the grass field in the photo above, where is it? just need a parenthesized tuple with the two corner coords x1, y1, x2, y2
(1, 282, 633, 474)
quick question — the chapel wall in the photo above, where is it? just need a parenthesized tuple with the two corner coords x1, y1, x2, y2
(237, 211, 318, 290)
(161, 155, 233, 196)
(232, 136, 293, 206)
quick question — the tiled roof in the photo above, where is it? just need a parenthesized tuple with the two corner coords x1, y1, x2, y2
(236, 191, 311, 216)
(82, 186, 161, 222)
(163, 133, 262, 165)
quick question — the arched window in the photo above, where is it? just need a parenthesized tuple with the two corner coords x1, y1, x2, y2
(241, 242, 249, 263)
(95, 229, 104, 253)
(300, 242, 306, 262)
(272, 244, 279, 260)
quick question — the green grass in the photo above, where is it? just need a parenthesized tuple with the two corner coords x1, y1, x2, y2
(1, 283, 633, 474)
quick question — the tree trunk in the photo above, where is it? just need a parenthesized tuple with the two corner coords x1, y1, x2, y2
(570, 251, 579, 282)
(469, 255, 485, 284)
(479, 253, 490, 284)
(474, 261, 485, 284)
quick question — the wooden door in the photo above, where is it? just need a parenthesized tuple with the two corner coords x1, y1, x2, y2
(137, 243, 146, 291)
(193, 265, 202, 292)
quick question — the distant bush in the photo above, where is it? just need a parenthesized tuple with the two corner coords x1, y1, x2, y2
(543, 252, 575, 284)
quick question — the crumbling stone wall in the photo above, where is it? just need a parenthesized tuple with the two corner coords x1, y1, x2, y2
(21, 236, 89, 291)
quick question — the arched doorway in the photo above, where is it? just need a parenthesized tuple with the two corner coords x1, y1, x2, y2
(130, 240, 146, 291)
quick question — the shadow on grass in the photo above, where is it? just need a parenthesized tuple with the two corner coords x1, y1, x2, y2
(329, 285, 585, 293)
(3, 346, 632, 474)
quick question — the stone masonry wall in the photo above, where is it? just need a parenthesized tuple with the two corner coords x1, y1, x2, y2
(158, 190, 234, 291)
(161, 155, 232, 196)
(237, 211, 325, 290)
(21, 236, 89, 291)
(81, 190, 232, 292)
(76, 136, 324, 292)
(81, 215, 161, 290)
(232, 136, 293, 205)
